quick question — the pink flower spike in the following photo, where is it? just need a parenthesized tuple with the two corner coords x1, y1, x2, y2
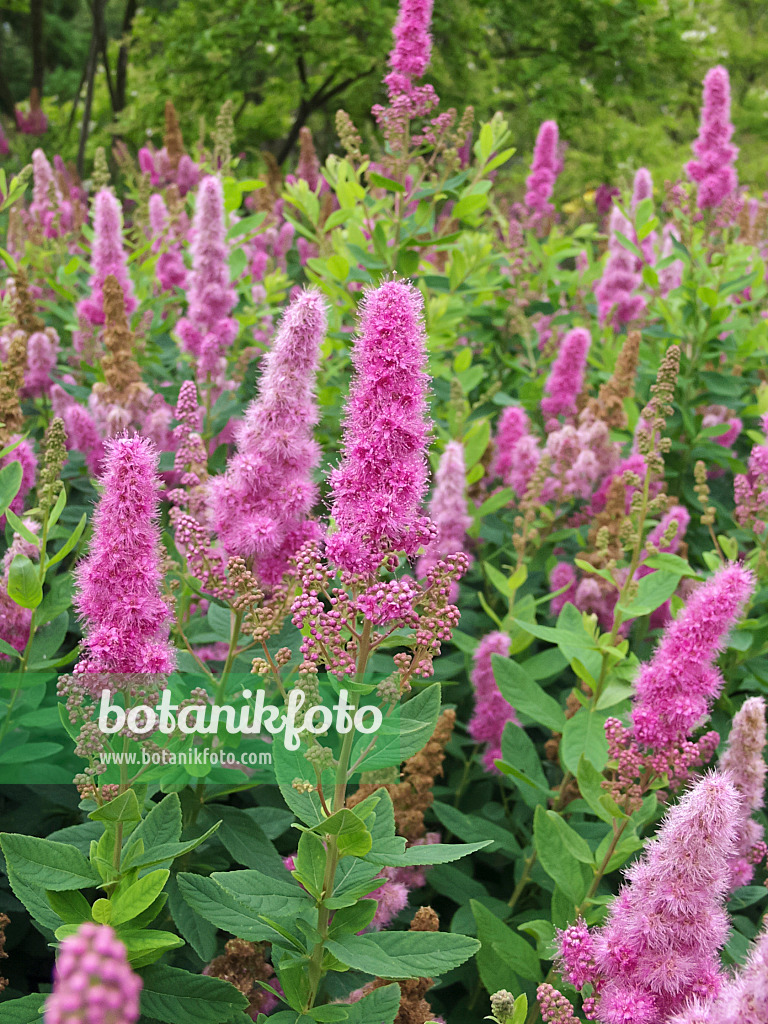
(326, 280, 433, 574)
(590, 771, 741, 1021)
(175, 175, 237, 378)
(686, 65, 738, 210)
(525, 120, 562, 225)
(541, 327, 591, 420)
(385, 0, 434, 98)
(417, 440, 472, 596)
(74, 434, 176, 685)
(467, 631, 519, 771)
(208, 288, 327, 585)
(75, 190, 136, 344)
(631, 563, 754, 753)
(45, 923, 141, 1024)
(720, 695, 767, 887)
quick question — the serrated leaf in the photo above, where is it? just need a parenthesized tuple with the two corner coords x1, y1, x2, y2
(139, 963, 250, 1024)
(325, 930, 480, 978)
(0, 833, 99, 890)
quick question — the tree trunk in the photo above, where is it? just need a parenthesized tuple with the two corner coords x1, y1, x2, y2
(30, 0, 45, 98)
(114, 0, 138, 113)
(77, 0, 106, 176)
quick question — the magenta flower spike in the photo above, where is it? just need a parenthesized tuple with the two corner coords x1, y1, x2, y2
(208, 288, 327, 585)
(148, 193, 187, 293)
(686, 66, 738, 210)
(541, 327, 591, 421)
(595, 205, 647, 327)
(525, 120, 562, 224)
(74, 435, 175, 685)
(45, 922, 142, 1024)
(490, 406, 541, 496)
(631, 563, 754, 752)
(631, 167, 653, 212)
(384, 0, 434, 98)
(176, 175, 237, 375)
(417, 440, 472, 591)
(720, 695, 767, 887)
(467, 631, 519, 771)
(76, 190, 137, 331)
(29, 148, 68, 237)
(566, 772, 740, 1023)
(326, 280, 433, 575)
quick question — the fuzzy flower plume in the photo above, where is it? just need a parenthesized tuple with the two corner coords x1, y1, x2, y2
(541, 327, 590, 421)
(595, 205, 647, 327)
(525, 120, 562, 226)
(720, 696, 767, 887)
(76, 190, 136, 340)
(45, 922, 141, 1024)
(559, 772, 740, 1024)
(176, 176, 238, 379)
(490, 406, 541, 496)
(734, 414, 768, 533)
(417, 440, 472, 592)
(384, 0, 434, 99)
(467, 631, 519, 771)
(631, 167, 653, 211)
(148, 193, 187, 293)
(74, 435, 176, 685)
(208, 289, 326, 584)
(668, 916, 768, 1024)
(631, 563, 753, 753)
(30, 148, 70, 237)
(686, 66, 738, 210)
(326, 280, 433, 575)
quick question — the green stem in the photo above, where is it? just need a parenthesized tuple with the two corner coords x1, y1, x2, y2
(305, 620, 372, 1010)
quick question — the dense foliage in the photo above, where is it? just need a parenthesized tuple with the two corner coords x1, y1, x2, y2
(1, 3, 768, 1024)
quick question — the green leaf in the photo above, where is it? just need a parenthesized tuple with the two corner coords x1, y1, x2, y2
(617, 570, 682, 618)
(139, 963, 250, 1024)
(0, 993, 46, 1024)
(125, 822, 222, 872)
(273, 742, 334, 826)
(212, 868, 312, 919)
(312, 808, 372, 859)
(328, 899, 377, 937)
(491, 655, 566, 731)
(533, 806, 591, 904)
(89, 788, 142, 827)
(0, 459, 23, 518)
(471, 900, 542, 985)
(364, 840, 490, 867)
(176, 873, 276, 942)
(499, 722, 551, 807)
(111, 869, 170, 926)
(430, 802, 521, 856)
(576, 755, 617, 824)
(560, 709, 611, 775)
(294, 829, 327, 898)
(117, 929, 185, 969)
(0, 833, 99, 890)
(44, 513, 87, 571)
(345, 983, 401, 1024)
(351, 684, 441, 773)
(166, 874, 217, 962)
(368, 171, 406, 193)
(47, 888, 93, 925)
(325, 930, 480, 978)
(7, 554, 43, 609)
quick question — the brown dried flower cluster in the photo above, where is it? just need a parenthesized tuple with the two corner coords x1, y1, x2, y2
(353, 907, 441, 1024)
(203, 939, 275, 1017)
(348, 710, 456, 842)
(164, 100, 185, 172)
(0, 913, 9, 993)
(92, 275, 150, 412)
(586, 330, 640, 429)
